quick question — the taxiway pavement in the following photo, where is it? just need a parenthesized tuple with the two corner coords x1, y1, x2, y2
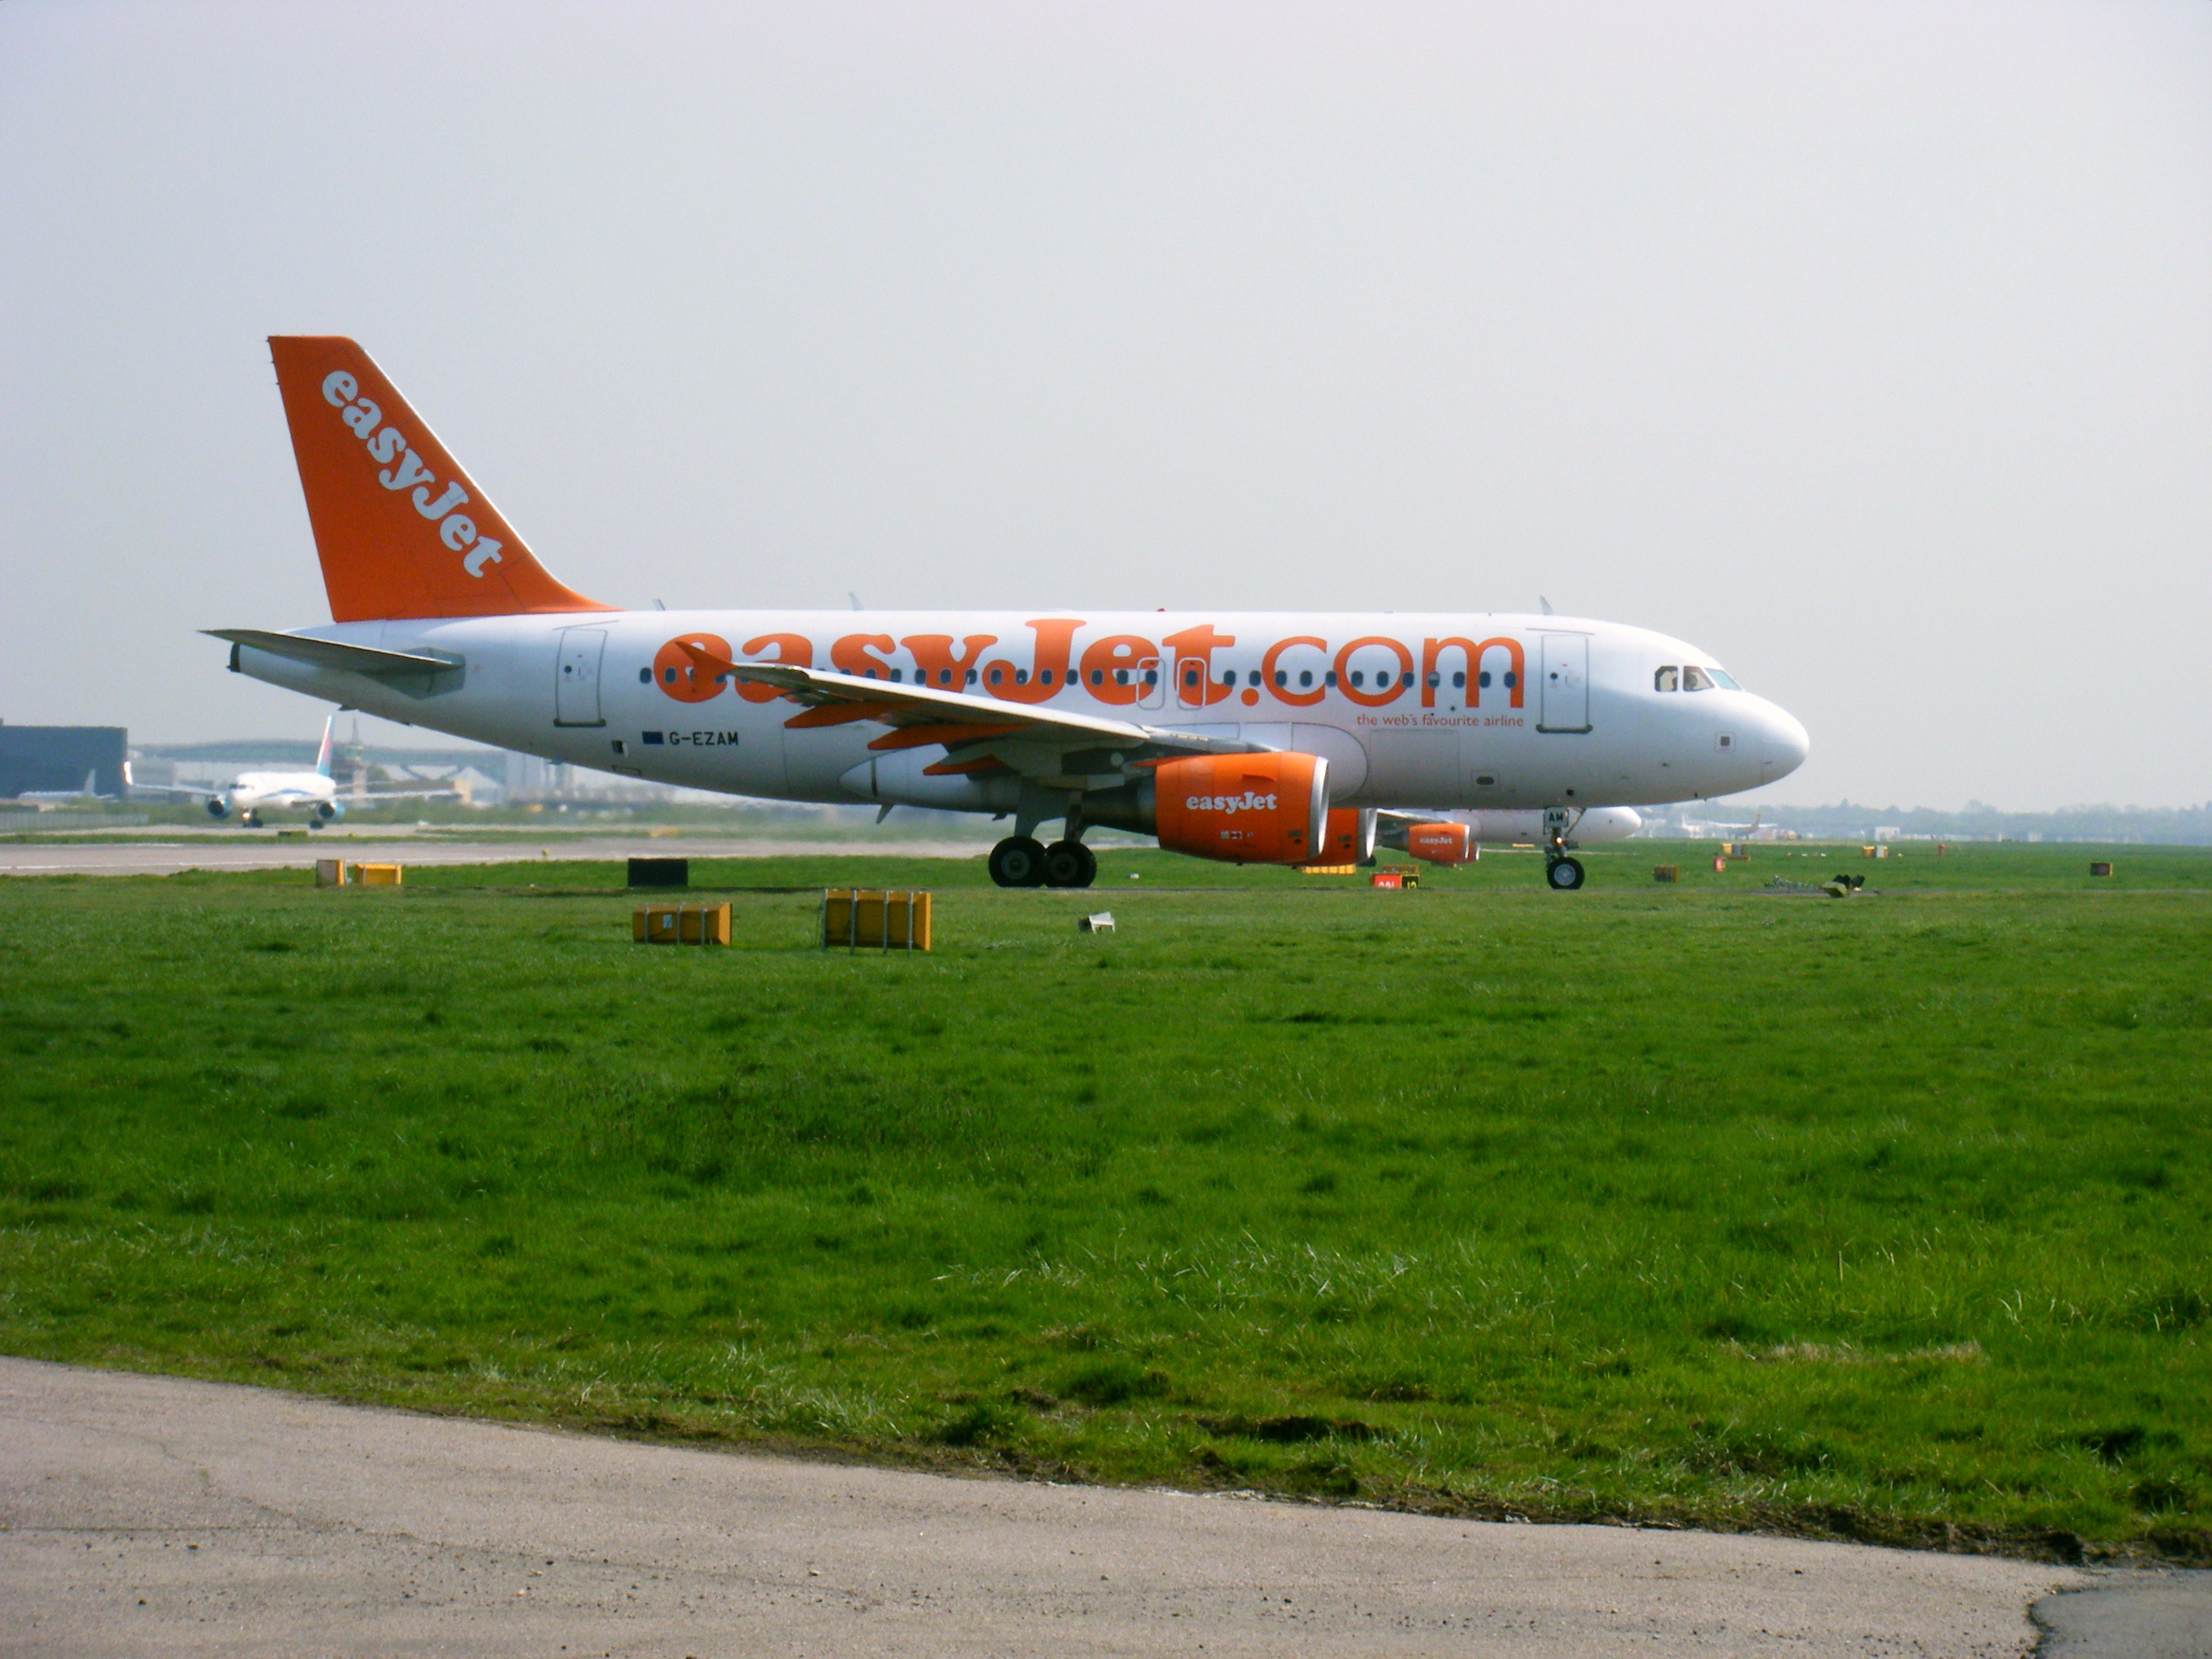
(0, 834, 987, 878)
(5, 1356, 2178, 1658)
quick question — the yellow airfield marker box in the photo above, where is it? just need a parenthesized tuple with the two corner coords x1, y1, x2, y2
(821, 890, 930, 952)
(633, 902, 732, 946)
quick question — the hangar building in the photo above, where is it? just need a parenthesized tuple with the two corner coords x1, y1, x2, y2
(0, 723, 129, 799)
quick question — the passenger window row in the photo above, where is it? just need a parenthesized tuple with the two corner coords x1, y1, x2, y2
(642, 658, 1526, 695)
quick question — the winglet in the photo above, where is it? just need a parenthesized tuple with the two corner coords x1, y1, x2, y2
(268, 337, 612, 623)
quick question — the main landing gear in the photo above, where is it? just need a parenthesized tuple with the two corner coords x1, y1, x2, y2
(1542, 805, 1584, 891)
(989, 836, 1098, 888)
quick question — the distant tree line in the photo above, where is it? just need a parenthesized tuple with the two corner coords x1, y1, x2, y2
(1758, 800, 2212, 846)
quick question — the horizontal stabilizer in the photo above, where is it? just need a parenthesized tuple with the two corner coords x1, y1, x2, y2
(206, 630, 462, 679)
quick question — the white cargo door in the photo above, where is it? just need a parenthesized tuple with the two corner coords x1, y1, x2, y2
(1537, 634, 1590, 733)
(1366, 729, 1461, 804)
(554, 628, 607, 727)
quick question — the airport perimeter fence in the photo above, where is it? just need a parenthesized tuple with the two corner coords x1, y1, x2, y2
(0, 811, 150, 832)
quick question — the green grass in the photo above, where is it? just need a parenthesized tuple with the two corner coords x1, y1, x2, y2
(2, 840, 2207, 1563)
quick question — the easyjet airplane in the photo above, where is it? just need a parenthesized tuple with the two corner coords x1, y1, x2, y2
(213, 338, 1807, 889)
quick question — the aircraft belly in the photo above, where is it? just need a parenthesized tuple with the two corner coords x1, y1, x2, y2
(781, 726, 868, 797)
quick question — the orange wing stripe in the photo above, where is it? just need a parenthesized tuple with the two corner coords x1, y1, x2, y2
(784, 701, 903, 729)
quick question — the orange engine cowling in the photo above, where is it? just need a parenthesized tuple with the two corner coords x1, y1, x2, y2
(1404, 821, 1475, 864)
(1152, 753, 1330, 865)
(1317, 806, 1377, 865)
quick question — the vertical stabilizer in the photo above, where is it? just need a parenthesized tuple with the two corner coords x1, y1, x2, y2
(268, 337, 612, 623)
(315, 716, 335, 780)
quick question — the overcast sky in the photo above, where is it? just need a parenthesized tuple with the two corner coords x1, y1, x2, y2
(2, 1, 2206, 809)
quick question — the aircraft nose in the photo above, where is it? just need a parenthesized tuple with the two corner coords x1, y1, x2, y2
(1759, 701, 1810, 781)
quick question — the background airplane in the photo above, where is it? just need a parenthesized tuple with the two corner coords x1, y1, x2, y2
(132, 716, 456, 827)
(14, 770, 115, 808)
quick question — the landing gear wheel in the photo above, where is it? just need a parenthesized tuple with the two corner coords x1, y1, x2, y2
(241, 811, 261, 829)
(307, 819, 323, 830)
(1547, 857, 1585, 891)
(1042, 841, 1097, 888)
(989, 836, 1049, 888)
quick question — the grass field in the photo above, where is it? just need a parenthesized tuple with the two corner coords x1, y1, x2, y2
(2, 840, 2207, 1563)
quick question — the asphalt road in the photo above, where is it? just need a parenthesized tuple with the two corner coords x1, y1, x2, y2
(12, 1357, 2196, 1658)
(0, 834, 988, 878)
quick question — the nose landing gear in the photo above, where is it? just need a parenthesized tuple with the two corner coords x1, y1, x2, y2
(1542, 805, 1585, 891)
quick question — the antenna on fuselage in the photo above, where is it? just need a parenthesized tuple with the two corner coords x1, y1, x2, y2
(1540, 596, 1554, 615)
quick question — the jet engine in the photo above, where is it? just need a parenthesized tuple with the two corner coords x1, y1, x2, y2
(1404, 822, 1476, 864)
(1315, 807, 1377, 865)
(1084, 752, 1330, 865)
(206, 797, 230, 819)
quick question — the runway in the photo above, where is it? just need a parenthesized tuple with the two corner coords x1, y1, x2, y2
(0, 834, 989, 878)
(9, 1357, 2196, 1658)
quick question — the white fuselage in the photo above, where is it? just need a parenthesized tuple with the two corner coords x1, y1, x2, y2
(216, 771, 340, 818)
(232, 609, 1807, 816)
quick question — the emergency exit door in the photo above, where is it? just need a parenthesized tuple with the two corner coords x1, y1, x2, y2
(1537, 634, 1591, 733)
(554, 628, 607, 727)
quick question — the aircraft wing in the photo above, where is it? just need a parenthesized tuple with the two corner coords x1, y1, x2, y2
(676, 642, 1268, 783)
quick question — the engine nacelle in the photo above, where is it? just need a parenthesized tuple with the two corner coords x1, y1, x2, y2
(316, 800, 342, 821)
(1086, 752, 1328, 865)
(1315, 807, 1377, 865)
(206, 797, 230, 819)
(1404, 821, 1475, 864)
(1154, 753, 1329, 864)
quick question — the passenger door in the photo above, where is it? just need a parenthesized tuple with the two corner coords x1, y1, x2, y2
(1536, 634, 1591, 734)
(554, 628, 607, 727)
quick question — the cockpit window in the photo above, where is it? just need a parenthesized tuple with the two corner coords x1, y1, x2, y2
(1683, 665, 1715, 692)
(1707, 667, 1740, 690)
(1654, 665, 1679, 692)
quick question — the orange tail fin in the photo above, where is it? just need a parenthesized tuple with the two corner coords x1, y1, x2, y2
(269, 337, 611, 623)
